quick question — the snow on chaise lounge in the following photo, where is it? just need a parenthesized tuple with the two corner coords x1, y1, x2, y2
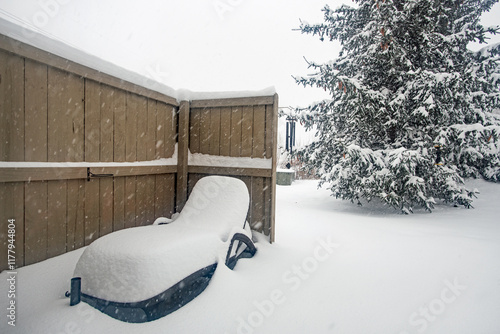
(68, 176, 257, 323)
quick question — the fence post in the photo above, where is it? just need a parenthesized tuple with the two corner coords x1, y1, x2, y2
(270, 93, 279, 242)
(176, 100, 190, 212)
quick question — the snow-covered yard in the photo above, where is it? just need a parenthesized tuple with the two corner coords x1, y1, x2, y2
(1, 179, 500, 334)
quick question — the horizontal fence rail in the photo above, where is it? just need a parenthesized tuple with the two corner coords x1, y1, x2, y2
(0, 33, 277, 271)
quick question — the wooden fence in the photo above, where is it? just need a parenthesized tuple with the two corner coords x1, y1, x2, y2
(0, 34, 277, 271)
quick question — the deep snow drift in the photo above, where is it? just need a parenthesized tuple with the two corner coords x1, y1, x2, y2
(1, 179, 499, 333)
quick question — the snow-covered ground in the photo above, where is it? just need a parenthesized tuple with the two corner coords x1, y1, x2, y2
(1, 179, 499, 334)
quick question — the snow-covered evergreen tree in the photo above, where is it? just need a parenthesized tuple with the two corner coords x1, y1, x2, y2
(296, 0, 500, 213)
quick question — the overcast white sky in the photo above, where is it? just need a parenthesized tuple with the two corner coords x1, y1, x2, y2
(0, 0, 499, 109)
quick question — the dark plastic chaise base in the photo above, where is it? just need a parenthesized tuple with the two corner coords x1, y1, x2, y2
(81, 263, 217, 323)
(71, 233, 257, 323)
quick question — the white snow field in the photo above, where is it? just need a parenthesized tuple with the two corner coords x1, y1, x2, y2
(1, 179, 500, 334)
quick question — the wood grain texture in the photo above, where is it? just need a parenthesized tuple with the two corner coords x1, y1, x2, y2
(47, 180, 67, 258)
(24, 181, 48, 265)
(25, 59, 48, 162)
(0, 50, 24, 161)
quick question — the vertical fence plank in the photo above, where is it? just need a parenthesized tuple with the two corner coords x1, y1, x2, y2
(84, 179, 100, 245)
(241, 106, 254, 157)
(125, 93, 138, 162)
(85, 80, 101, 162)
(199, 108, 211, 154)
(219, 107, 231, 156)
(270, 94, 278, 242)
(209, 107, 221, 156)
(251, 177, 265, 232)
(67, 74, 85, 162)
(230, 107, 242, 157)
(253, 105, 266, 159)
(147, 99, 157, 160)
(113, 177, 125, 232)
(132, 175, 155, 226)
(98, 85, 115, 237)
(83, 79, 100, 248)
(24, 182, 48, 265)
(124, 176, 137, 228)
(100, 85, 114, 162)
(47, 180, 67, 258)
(135, 175, 147, 226)
(265, 105, 274, 159)
(0, 50, 9, 160)
(155, 102, 167, 159)
(263, 177, 272, 236)
(25, 59, 48, 162)
(0, 50, 24, 161)
(167, 105, 177, 158)
(75, 179, 85, 249)
(177, 101, 190, 212)
(155, 174, 176, 218)
(67, 179, 85, 251)
(113, 90, 126, 232)
(46, 68, 61, 161)
(48, 68, 84, 162)
(144, 176, 155, 224)
(166, 174, 176, 216)
(136, 95, 149, 161)
(189, 108, 201, 154)
(100, 178, 114, 236)
(114, 89, 127, 162)
(155, 174, 167, 218)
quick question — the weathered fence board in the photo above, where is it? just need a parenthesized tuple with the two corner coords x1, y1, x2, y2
(85, 80, 101, 162)
(84, 179, 100, 245)
(25, 59, 48, 162)
(183, 98, 277, 233)
(0, 49, 24, 162)
(125, 93, 139, 162)
(0, 33, 277, 271)
(24, 181, 48, 265)
(48, 68, 85, 162)
(114, 90, 127, 162)
(230, 107, 243, 157)
(47, 180, 67, 258)
(66, 179, 85, 251)
(220, 107, 232, 156)
(124, 176, 137, 229)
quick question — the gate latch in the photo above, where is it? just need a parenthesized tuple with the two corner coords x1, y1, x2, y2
(87, 168, 114, 181)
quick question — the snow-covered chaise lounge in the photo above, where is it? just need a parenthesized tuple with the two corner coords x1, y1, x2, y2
(68, 176, 256, 322)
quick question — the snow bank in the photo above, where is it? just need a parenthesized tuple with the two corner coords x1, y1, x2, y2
(73, 176, 250, 303)
(1, 179, 500, 333)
